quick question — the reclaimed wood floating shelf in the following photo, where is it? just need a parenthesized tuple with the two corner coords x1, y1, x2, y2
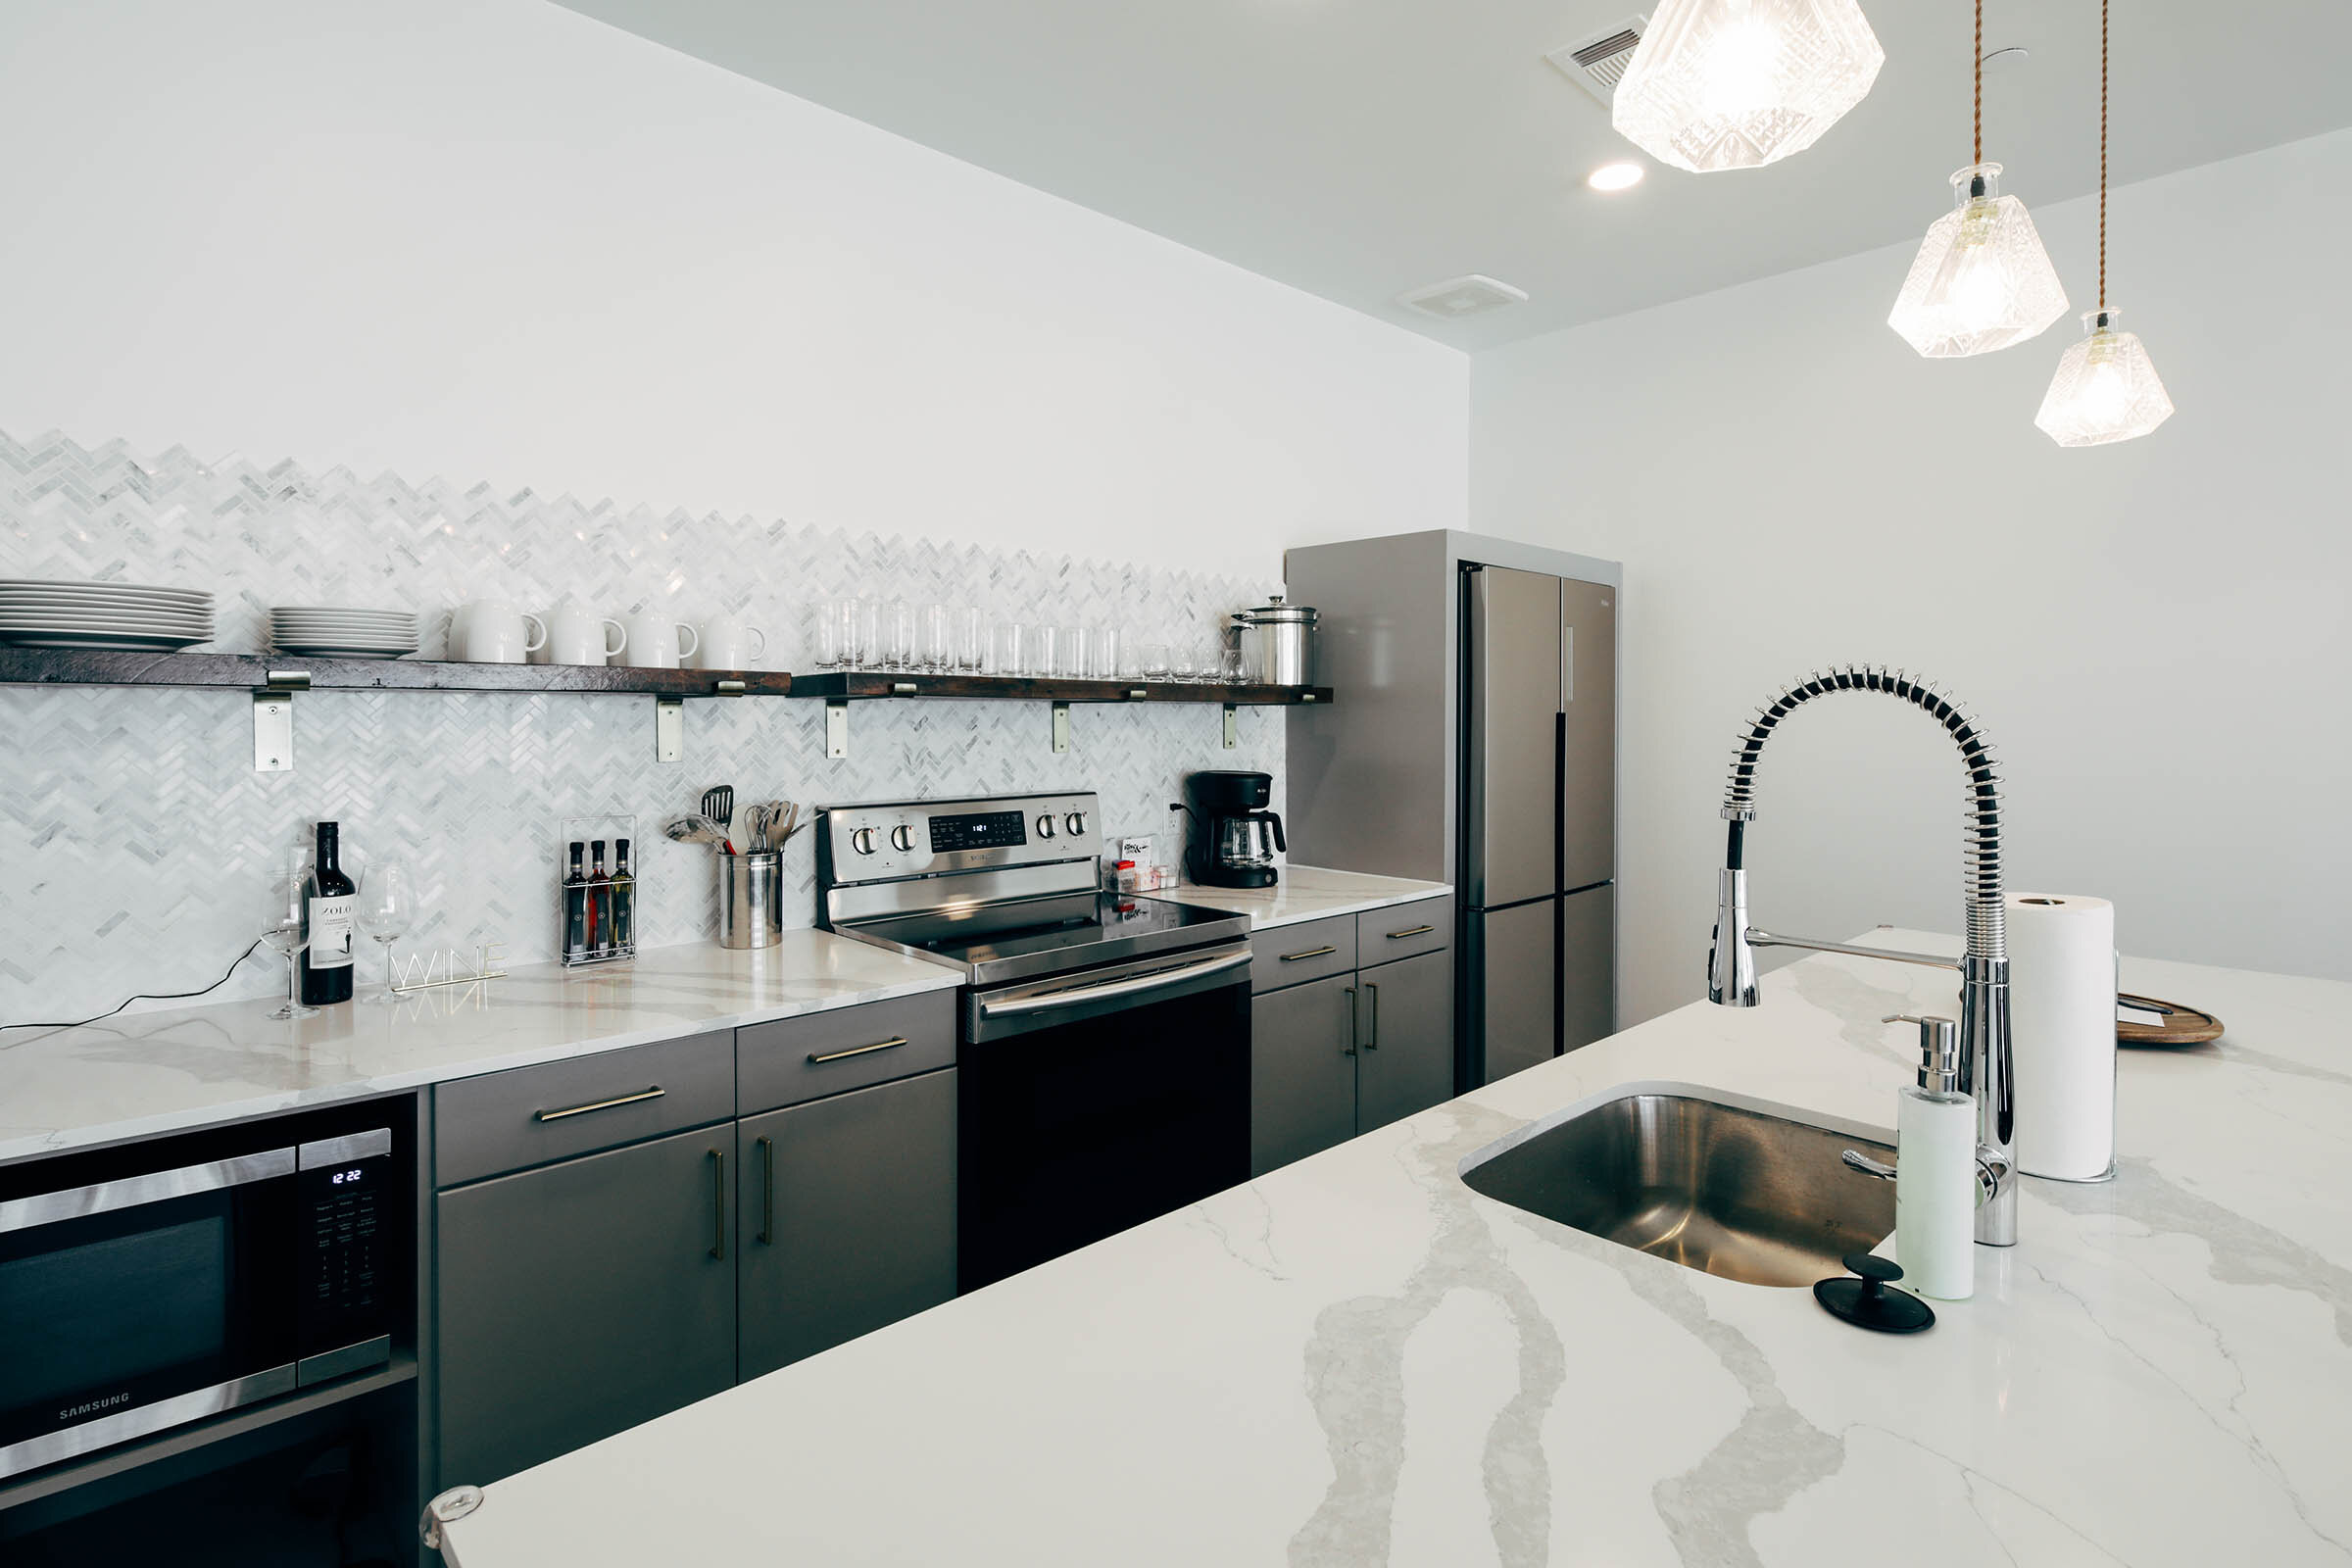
(0, 650, 1333, 706)
(786, 671, 1332, 705)
(0, 648, 795, 697)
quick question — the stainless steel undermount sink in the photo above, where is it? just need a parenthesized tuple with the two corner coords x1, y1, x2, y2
(1461, 1092, 1894, 1288)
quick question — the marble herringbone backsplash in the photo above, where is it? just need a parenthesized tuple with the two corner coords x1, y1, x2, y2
(0, 428, 1282, 1020)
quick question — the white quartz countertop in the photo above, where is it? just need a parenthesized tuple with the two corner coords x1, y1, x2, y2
(1167, 864, 1449, 930)
(0, 933, 962, 1164)
(437, 932, 2352, 1567)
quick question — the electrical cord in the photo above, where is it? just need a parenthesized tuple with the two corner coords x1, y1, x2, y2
(0, 937, 267, 1040)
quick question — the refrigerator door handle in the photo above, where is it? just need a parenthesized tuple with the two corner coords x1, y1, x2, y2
(1561, 625, 1573, 707)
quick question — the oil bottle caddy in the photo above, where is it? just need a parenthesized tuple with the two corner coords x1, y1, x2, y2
(561, 814, 638, 967)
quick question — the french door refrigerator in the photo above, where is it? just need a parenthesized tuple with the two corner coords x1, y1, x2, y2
(1461, 564, 1616, 1084)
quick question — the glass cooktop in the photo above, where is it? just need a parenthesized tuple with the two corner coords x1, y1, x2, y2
(841, 892, 1249, 986)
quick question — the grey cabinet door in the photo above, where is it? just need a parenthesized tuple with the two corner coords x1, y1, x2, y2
(1355, 949, 1454, 1134)
(437, 1126, 735, 1487)
(1250, 972, 1360, 1177)
(737, 1069, 957, 1382)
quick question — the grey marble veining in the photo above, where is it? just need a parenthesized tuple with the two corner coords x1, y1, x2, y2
(435, 935, 2352, 1567)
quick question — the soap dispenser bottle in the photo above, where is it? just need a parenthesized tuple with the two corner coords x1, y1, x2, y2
(1891, 1012, 1976, 1300)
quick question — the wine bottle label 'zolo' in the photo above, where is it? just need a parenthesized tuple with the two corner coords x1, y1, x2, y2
(308, 894, 357, 969)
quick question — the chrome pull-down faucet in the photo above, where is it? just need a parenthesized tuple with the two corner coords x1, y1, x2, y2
(1704, 666, 2017, 1247)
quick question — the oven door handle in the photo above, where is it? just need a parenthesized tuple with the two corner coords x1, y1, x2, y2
(977, 948, 1255, 1019)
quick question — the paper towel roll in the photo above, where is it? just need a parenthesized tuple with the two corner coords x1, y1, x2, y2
(2007, 892, 2117, 1180)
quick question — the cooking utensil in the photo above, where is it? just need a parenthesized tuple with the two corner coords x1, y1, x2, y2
(2117, 992, 2226, 1048)
(663, 814, 730, 850)
(701, 786, 736, 852)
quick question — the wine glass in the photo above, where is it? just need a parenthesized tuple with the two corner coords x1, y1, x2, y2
(261, 856, 318, 1021)
(357, 859, 416, 1005)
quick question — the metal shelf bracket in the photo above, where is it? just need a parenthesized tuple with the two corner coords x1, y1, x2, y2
(1223, 703, 1239, 749)
(251, 670, 310, 772)
(826, 699, 850, 759)
(655, 697, 684, 762)
(1051, 700, 1071, 754)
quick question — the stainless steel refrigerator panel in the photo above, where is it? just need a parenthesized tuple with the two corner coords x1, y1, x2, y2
(1560, 882, 1616, 1053)
(1559, 577, 1617, 893)
(1476, 899, 1556, 1084)
(1464, 566, 1560, 910)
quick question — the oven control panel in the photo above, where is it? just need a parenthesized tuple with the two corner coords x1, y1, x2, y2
(819, 792, 1102, 887)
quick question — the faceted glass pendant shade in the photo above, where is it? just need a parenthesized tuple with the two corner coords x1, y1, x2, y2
(1612, 0, 1885, 173)
(1887, 165, 2070, 358)
(2034, 310, 2175, 446)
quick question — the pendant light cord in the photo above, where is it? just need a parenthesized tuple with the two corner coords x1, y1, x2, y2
(1973, 0, 1984, 166)
(2098, 0, 2109, 313)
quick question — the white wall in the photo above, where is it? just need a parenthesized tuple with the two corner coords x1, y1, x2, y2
(1474, 129, 2352, 1024)
(0, 0, 1466, 580)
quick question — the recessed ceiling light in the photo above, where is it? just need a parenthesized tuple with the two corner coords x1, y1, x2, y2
(1588, 161, 1645, 192)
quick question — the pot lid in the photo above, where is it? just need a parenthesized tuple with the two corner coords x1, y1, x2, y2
(1234, 593, 1317, 624)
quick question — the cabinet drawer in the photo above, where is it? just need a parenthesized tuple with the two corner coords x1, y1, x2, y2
(1250, 913, 1357, 994)
(1359, 896, 1451, 967)
(435, 1031, 734, 1188)
(737, 991, 956, 1117)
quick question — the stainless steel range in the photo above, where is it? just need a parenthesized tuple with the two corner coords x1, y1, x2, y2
(818, 791, 1254, 1292)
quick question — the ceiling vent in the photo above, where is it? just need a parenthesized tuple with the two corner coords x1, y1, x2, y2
(1545, 14, 1650, 107)
(1395, 274, 1531, 320)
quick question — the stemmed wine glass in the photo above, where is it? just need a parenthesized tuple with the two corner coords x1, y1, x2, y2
(262, 856, 318, 1021)
(357, 859, 416, 1005)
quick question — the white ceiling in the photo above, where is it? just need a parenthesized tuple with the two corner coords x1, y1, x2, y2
(553, 0, 2352, 350)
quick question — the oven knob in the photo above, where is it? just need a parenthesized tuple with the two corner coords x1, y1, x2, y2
(850, 826, 878, 856)
(1065, 811, 1088, 837)
(889, 824, 916, 853)
(1035, 813, 1056, 840)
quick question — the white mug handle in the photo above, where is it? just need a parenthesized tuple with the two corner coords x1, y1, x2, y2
(747, 627, 766, 662)
(602, 619, 628, 657)
(520, 612, 548, 654)
(675, 622, 700, 662)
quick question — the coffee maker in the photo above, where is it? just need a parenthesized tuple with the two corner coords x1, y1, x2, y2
(1186, 770, 1285, 889)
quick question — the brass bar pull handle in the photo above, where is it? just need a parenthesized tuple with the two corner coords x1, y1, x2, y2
(808, 1036, 908, 1065)
(1386, 924, 1436, 940)
(1280, 945, 1337, 962)
(709, 1148, 726, 1261)
(1343, 987, 1358, 1057)
(534, 1086, 664, 1123)
(1362, 982, 1379, 1050)
(757, 1136, 775, 1246)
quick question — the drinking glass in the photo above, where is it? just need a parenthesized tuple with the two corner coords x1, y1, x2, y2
(261, 856, 318, 1021)
(1028, 624, 1058, 679)
(883, 600, 917, 671)
(851, 599, 880, 670)
(812, 600, 848, 670)
(1140, 642, 1171, 682)
(1055, 626, 1089, 679)
(1090, 625, 1122, 681)
(920, 604, 952, 672)
(954, 607, 985, 673)
(1217, 644, 1249, 684)
(989, 622, 1024, 677)
(357, 859, 416, 1005)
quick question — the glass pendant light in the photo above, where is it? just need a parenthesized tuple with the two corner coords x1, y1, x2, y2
(1886, 0, 2067, 358)
(1611, 0, 1884, 173)
(2036, 1, 2174, 445)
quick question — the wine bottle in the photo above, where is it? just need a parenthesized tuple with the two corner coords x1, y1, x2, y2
(611, 838, 636, 955)
(299, 821, 358, 1004)
(588, 840, 612, 956)
(564, 841, 590, 961)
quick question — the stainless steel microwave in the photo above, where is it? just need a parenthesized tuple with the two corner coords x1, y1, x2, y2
(0, 1107, 405, 1478)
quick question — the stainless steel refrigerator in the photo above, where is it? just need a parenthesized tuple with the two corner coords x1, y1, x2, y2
(1284, 531, 1618, 1092)
(1459, 564, 1616, 1084)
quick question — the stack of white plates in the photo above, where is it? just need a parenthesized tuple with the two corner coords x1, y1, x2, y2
(0, 579, 216, 650)
(270, 607, 420, 659)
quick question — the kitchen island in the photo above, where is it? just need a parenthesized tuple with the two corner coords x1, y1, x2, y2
(431, 931, 2352, 1566)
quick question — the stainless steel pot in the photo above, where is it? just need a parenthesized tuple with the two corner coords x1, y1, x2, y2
(1231, 595, 1317, 687)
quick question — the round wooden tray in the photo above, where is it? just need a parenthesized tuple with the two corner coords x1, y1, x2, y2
(2118, 992, 2225, 1048)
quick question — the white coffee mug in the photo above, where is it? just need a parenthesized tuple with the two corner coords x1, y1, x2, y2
(692, 616, 767, 670)
(621, 611, 700, 669)
(542, 603, 628, 666)
(451, 601, 546, 663)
